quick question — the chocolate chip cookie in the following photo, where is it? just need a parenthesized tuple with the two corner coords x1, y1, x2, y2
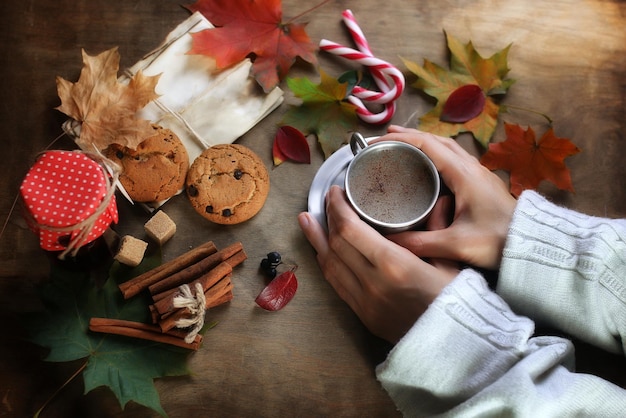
(186, 144, 269, 225)
(104, 125, 189, 203)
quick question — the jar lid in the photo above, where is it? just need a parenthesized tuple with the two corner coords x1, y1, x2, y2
(20, 150, 118, 252)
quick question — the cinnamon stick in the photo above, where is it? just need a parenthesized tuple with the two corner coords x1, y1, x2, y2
(119, 241, 218, 299)
(203, 276, 233, 306)
(149, 304, 160, 324)
(224, 248, 247, 269)
(159, 308, 191, 333)
(151, 261, 232, 314)
(150, 250, 246, 303)
(206, 290, 234, 309)
(89, 317, 201, 350)
(147, 242, 243, 296)
(158, 277, 233, 332)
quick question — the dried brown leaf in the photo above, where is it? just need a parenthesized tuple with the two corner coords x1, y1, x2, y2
(56, 47, 161, 150)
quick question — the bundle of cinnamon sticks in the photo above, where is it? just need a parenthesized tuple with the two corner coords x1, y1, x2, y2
(89, 240, 246, 350)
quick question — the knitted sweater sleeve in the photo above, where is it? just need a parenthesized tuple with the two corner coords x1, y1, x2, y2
(497, 191, 626, 354)
(376, 270, 626, 417)
(376, 191, 626, 417)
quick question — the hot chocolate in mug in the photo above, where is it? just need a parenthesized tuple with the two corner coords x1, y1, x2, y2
(344, 133, 440, 234)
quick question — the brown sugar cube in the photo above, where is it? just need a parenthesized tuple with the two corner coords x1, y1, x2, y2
(144, 210, 176, 245)
(114, 235, 148, 267)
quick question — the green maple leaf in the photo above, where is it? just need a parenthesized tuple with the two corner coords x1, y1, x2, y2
(281, 69, 358, 158)
(403, 32, 515, 147)
(25, 255, 193, 417)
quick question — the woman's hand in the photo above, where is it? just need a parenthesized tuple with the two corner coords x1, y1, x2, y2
(297, 126, 514, 342)
(298, 186, 457, 344)
(382, 126, 517, 270)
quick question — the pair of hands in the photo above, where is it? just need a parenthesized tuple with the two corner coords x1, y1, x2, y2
(298, 126, 517, 343)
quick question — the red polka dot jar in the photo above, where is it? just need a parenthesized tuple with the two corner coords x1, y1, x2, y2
(19, 150, 118, 257)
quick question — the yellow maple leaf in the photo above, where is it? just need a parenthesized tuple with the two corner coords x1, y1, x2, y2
(56, 47, 161, 151)
(402, 32, 514, 147)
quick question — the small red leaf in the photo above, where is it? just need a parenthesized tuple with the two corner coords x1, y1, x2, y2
(440, 84, 485, 123)
(274, 126, 311, 164)
(255, 270, 298, 311)
(272, 137, 288, 166)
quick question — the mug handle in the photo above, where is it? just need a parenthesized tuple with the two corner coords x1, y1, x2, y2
(350, 132, 368, 156)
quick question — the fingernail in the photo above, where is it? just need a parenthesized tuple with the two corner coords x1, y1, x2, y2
(297, 212, 310, 229)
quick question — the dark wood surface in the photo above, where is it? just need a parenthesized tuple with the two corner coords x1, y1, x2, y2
(1, 1, 624, 417)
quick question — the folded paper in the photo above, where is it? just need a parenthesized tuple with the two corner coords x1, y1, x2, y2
(64, 12, 284, 206)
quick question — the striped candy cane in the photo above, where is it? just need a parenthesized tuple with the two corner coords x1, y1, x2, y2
(320, 9, 405, 124)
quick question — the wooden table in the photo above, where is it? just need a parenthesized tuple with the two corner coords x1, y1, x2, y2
(1, 1, 624, 416)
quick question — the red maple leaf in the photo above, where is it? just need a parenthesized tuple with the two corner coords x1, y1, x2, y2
(480, 123, 581, 197)
(186, 0, 318, 92)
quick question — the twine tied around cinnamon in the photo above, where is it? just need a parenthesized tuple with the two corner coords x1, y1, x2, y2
(172, 282, 207, 343)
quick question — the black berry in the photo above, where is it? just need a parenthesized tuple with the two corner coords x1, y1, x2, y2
(267, 251, 281, 265)
(260, 258, 272, 270)
(260, 251, 282, 278)
(234, 169, 243, 180)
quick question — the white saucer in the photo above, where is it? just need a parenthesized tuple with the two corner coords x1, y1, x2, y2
(307, 137, 376, 230)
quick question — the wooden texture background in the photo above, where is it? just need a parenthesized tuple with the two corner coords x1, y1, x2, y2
(0, 0, 624, 416)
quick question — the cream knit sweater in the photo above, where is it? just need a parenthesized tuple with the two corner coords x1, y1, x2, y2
(376, 191, 626, 417)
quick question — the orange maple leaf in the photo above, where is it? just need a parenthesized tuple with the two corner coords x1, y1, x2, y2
(186, 0, 318, 93)
(480, 123, 581, 197)
(56, 47, 160, 151)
